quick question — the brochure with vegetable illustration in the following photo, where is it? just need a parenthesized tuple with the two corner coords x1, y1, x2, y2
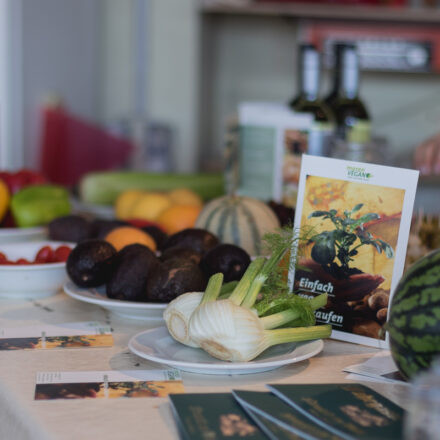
(0, 321, 113, 350)
(169, 393, 266, 440)
(268, 384, 404, 440)
(233, 390, 342, 440)
(35, 369, 183, 400)
(291, 155, 418, 348)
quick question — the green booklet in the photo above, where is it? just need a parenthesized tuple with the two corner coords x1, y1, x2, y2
(168, 393, 267, 440)
(267, 384, 404, 440)
(233, 390, 342, 440)
(244, 406, 303, 440)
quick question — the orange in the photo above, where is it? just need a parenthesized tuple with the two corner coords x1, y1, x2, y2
(157, 204, 202, 235)
(104, 226, 157, 252)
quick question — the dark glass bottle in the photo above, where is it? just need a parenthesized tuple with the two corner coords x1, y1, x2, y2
(325, 43, 371, 143)
(289, 44, 334, 156)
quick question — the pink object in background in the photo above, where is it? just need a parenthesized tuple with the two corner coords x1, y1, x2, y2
(40, 106, 133, 186)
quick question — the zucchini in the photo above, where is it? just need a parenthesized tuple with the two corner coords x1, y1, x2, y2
(79, 171, 224, 205)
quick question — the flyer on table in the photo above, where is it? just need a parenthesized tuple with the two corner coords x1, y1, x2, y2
(291, 155, 419, 348)
(0, 321, 113, 350)
(35, 369, 184, 400)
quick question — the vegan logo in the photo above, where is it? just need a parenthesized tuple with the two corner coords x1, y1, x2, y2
(347, 166, 373, 181)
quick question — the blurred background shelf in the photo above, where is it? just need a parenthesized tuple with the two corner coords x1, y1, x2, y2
(202, 1, 440, 24)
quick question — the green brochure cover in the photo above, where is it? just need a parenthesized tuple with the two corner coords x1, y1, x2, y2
(244, 406, 302, 440)
(168, 393, 267, 440)
(233, 390, 342, 440)
(267, 384, 404, 440)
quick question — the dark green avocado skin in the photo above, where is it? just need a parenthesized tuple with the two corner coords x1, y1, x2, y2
(146, 258, 207, 303)
(48, 215, 93, 243)
(66, 239, 117, 288)
(200, 244, 250, 282)
(161, 228, 219, 255)
(106, 244, 159, 302)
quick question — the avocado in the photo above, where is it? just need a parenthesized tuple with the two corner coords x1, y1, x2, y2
(66, 239, 116, 287)
(146, 258, 207, 303)
(142, 225, 167, 249)
(161, 228, 219, 255)
(48, 215, 93, 243)
(90, 219, 128, 239)
(160, 246, 202, 265)
(106, 244, 159, 302)
(200, 244, 251, 282)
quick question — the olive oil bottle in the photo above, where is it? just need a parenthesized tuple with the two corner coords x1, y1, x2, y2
(325, 43, 371, 143)
(289, 44, 334, 157)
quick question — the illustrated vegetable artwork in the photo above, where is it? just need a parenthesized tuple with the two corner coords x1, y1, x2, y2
(308, 203, 394, 279)
(195, 195, 281, 255)
(387, 249, 440, 380)
(164, 227, 332, 362)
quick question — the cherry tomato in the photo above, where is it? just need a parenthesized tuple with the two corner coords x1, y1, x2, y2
(35, 246, 54, 264)
(0, 252, 8, 264)
(16, 258, 31, 265)
(53, 245, 71, 262)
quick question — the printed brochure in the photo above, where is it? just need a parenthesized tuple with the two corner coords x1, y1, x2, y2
(267, 383, 404, 440)
(291, 155, 419, 347)
(35, 369, 183, 400)
(0, 321, 113, 350)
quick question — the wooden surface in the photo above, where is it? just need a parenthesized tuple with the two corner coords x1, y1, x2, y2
(0, 291, 405, 440)
(202, 1, 440, 24)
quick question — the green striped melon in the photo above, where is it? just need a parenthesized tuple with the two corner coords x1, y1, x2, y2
(388, 249, 440, 380)
(195, 195, 280, 256)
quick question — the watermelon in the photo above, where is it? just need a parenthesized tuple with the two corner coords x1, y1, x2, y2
(195, 195, 280, 256)
(387, 249, 440, 380)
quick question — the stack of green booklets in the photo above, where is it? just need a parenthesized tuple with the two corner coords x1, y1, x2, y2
(169, 383, 404, 440)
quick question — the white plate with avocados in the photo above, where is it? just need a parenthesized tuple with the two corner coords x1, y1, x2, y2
(129, 326, 324, 375)
(63, 281, 166, 321)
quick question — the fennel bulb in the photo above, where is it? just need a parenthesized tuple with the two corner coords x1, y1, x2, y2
(163, 259, 265, 347)
(163, 291, 204, 347)
(189, 299, 331, 362)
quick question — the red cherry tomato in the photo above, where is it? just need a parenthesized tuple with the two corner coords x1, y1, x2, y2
(0, 252, 8, 264)
(16, 258, 31, 265)
(53, 245, 71, 262)
(35, 246, 54, 264)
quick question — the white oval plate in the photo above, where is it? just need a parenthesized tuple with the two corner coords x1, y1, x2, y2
(0, 241, 72, 299)
(0, 226, 47, 244)
(129, 326, 324, 375)
(63, 281, 166, 321)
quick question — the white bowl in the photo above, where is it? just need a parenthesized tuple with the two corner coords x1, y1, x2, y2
(0, 241, 73, 299)
(0, 226, 47, 244)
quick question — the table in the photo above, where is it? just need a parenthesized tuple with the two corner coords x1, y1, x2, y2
(0, 292, 406, 440)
